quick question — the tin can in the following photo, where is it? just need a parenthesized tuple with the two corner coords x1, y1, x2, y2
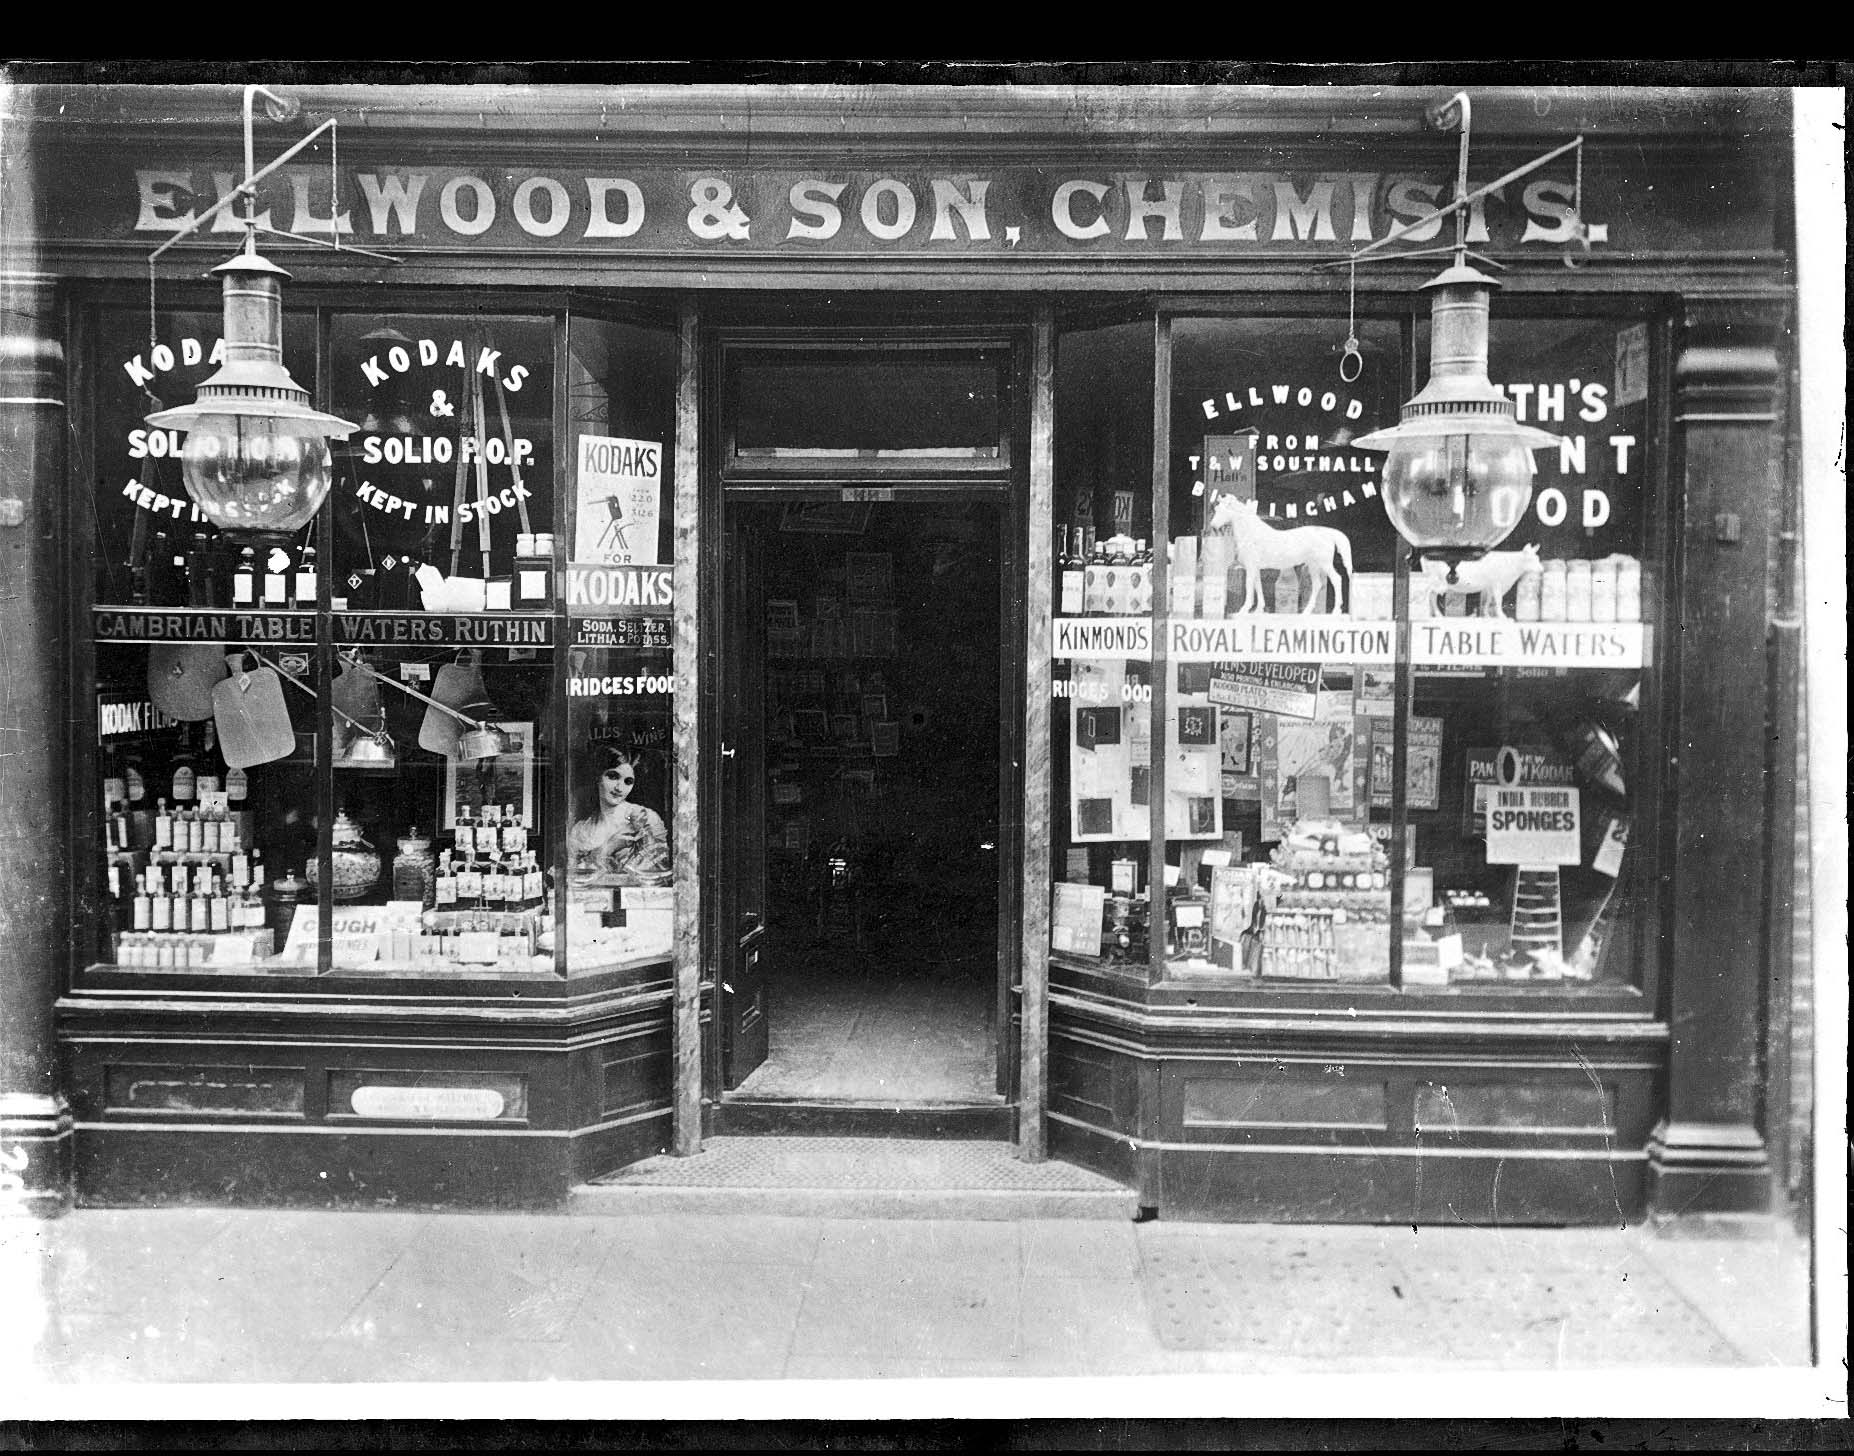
(1564, 559, 1593, 622)
(1539, 559, 1567, 621)
(1514, 557, 1544, 621)
(1590, 556, 1619, 622)
(1616, 555, 1643, 621)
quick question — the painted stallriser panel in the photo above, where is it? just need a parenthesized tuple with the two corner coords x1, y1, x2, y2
(73, 1125, 575, 1210)
(1164, 1063, 1659, 1149)
(64, 1018, 676, 1205)
(1156, 1148, 1647, 1225)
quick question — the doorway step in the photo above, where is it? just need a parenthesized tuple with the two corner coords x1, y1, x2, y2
(572, 1136, 1137, 1220)
(713, 1097, 1011, 1139)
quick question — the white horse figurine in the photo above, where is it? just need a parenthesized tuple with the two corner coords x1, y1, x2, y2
(1209, 495, 1353, 614)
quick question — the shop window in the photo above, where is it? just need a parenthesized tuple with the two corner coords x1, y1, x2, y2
(1395, 315, 1658, 994)
(561, 311, 681, 978)
(83, 301, 684, 988)
(1049, 317, 1155, 974)
(1048, 309, 1658, 1000)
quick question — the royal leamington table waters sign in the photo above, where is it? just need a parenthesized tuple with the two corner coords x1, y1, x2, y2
(1053, 617, 1648, 669)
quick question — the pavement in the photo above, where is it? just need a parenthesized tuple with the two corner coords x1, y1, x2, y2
(0, 1187, 1834, 1421)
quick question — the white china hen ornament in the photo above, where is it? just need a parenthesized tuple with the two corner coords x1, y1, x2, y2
(1417, 544, 1539, 619)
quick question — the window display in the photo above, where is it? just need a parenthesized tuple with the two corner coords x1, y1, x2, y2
(80, 302, 684, 987)
(1048, 310, 1658, 997)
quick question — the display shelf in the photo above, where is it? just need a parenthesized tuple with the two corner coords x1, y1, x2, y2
(1053, 615, 1649, 670)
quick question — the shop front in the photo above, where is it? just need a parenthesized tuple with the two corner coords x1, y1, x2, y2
(0, 83, 1801, 1222)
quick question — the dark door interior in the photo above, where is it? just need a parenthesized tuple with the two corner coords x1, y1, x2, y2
(719, 498, 1004, 1101)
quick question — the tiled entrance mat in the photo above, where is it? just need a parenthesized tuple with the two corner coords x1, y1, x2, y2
(1138, 1229, 1739, 1366)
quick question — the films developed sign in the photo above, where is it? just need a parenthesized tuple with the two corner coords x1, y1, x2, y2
(1208, 661, 1320, 720)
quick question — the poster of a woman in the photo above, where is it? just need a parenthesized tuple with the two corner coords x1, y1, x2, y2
(568, 743, 671, 885)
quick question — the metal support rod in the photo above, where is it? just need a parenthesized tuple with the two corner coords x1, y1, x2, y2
(244, 649, 373, 737)
(339, 654, 494, 733)
(149, 118, 339, 262)
(1319, 134, 1586, 271)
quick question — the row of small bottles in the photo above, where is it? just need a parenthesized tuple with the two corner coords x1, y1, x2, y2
(124, 530, 558, 613)
(453, 802, 532, 856)
(115, 934, 256, 970)
(125, 860, 268, 933)
(147, 798, 247, 855)
(433, 851, 548, 911)
(1057, 526, 1156, 616)
(125, 529, 319, 610)
(104, 724, 244, 819)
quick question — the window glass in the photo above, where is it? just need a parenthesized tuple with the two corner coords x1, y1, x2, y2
(1049, 319, 1155, 972)
(1398, 315, 1655, 992)
(93, 639, 319, 974)
(91, 306, 316, 608)
(320, 646, 555, 980)
(561, 312, 682, 980)
(327, 315, 555, 609)
(1160, 318, 1406, 984)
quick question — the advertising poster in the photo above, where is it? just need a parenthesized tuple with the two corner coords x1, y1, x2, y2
(1257, 690, 1360, 840)
(574, 434, 663, 565)
(1485, 785, 1584, 866)
(1367, 715, 1444, 811)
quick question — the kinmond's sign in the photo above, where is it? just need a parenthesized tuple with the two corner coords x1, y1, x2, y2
(115, 164, 1618, 255)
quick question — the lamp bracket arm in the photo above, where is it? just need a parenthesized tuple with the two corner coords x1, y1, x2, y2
(1327, 134, 1585, 273)
(149, 116, 341, 265)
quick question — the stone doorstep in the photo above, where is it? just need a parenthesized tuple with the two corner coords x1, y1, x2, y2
(567, 1184, 1140, 1220)
(570, 1136, 1140, 1221)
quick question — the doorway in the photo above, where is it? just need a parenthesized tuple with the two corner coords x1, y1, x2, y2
(718, 497, 1010, 1109)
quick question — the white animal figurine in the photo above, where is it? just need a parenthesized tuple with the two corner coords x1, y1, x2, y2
(1209, 495, 1353, 614)
(1418, 544, 1540, 619)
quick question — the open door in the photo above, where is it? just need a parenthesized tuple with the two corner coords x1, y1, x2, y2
(719, 517, 770, 1089)
(716, 490, 1011, 1111)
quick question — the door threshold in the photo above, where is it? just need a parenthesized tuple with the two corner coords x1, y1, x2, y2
(712, 1096, 1013, 1140)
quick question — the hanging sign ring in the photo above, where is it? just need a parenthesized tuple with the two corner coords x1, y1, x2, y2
(1339, 337, 1364, 384)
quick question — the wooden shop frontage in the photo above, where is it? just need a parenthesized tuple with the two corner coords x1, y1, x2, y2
(0, 83, 1804, 1221)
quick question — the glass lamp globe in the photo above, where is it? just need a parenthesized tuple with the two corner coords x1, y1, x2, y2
(1379, 430, 1538, 564)
(1355, 262, 1558, 579)
(146, 238, 354, 544)
(178, 414, 336, 536)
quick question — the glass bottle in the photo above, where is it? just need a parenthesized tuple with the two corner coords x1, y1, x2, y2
(232, 547, 258, 607)
(262, 548, 290, 607)
(170, 724, 198, 806)
(292, 544, 319, 610)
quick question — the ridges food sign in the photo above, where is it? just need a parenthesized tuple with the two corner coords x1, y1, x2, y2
(121, 166, 1609, 255)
